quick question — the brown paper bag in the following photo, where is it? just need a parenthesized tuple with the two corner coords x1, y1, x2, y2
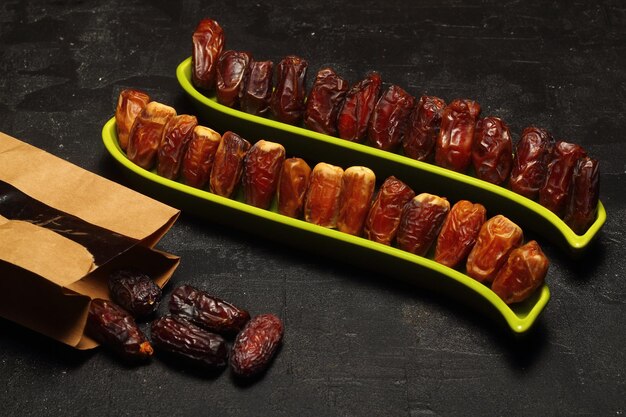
(0, 131, 181, 349)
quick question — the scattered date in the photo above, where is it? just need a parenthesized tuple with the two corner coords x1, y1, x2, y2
(230, 314, 284, 378)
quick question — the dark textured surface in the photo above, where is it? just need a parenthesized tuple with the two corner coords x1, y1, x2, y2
(1, 1, 625, 416)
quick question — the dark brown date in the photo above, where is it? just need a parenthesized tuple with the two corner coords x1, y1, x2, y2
(491, 240, 549, 304)
(230, 314, 284, 378)
(277, 157, 312, 218)
(209, 131, 251, 197)
(509, 127, 555, 199)
(169, 284, 250, 336)
(242, 140, 286, 209)
(270, 55, 308, 124)
(181, 126, 222, 188)
(303, 162, 344, 227)
(368, 85, 415, 151)
(434, 200, 487, 269)
(435, 99, 481, 172)
(337, 166, 376, 236)
(466, 215, 523, 284)
(86, 298, 153, 361)
(216, 50, 252, 108)
(151, 315, 228, 368)
(127, 102, 176, 170)
(402, 95, 446, 161)
(241, 60, 273, 116)
(304, 67, 349, 136)
(363, 176, 415, 245)
(471, 116, 513, 185)
(157, 114, 198, 180)
(337, 72, 382, 142)
(192, 18, 224, 90)
(115, 89, 150, 151)
(396, 193, 450, 256)
(564, 157, 599, 234)
(539, 141, 587, 216)
(108, 268, 162, 318)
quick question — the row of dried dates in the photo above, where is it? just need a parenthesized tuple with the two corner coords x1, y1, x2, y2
(86, 270, 283, 377)
(115, 91, 547, 305)
(189, 17, 599, 235)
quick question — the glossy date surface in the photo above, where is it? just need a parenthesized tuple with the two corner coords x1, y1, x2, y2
(304, 67, 349, 136)
(337, 72, 382, 142)
(434, 200, 486, 269)
(337, 166, 376, 236)
(564, 157, 599, 234)
(396, 193, 450, 257)
(270, 55, 308, 125)
(242, 140, 286, 209)
(402, 95, 446, 161)
(241, 60, 273, 116)
(209, 131, 251, 197)
(157, 114, 198, 180)
(368, 85, 415, 152)
(304, 162, 344, 228)
(277, 157, 311, 218)
(192, 18, 224, 90)
(230, 314, 284, 378)
(471, 116, 513, 185)
(115, 89, 150, 151)
(108, 268, 162, 318)
(435, 99, 481, 172)
(216, 50, 251, 108)
(181, 125, 222, 188)
(127, 102, 176, 170)
(509, 126, 554, 199)
(363, 176, 415, 245)
(539, 141, 587, 216)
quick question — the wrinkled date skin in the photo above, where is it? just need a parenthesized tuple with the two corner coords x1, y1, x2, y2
(157, 114, 198, 180)
(564, 157, 599, 234)
(230, 314, 284, 378)
(86, 298, 153, 361)
(127, 102, 177, 170)
(539, 141, 587, 216)
(368, 85, 415, 151)
(466, 215, 524, 284)
(435, 99, 481, 172)
(491, 240, 549, 304)
(216, 50, 252, 108)
(192, 18, 224, 90)
(364, 176, 415, 245)
(182, 126, 222, 189)
(434, 200, 487, 269)
(337, 166, 376, 236)
(151, 315, 228, 368)
(108, 268, 162, 318)
(472, 116, 513, 185)
(209, 131, 251, 197)
(241, 60, 273, 116)
(242, 140, 286, 209)
(270, 55, 308, 125)
(337, 72, 382, 142)
(304, 67, 349, 136)
(115, 89, 150, 151)
(169, 285, 250, 336)
(396, 193, 450, 256)
(509, 126, 555, 199)
(304, 162, 344, 228)
(277, 157, 312, 218)
(402, 95, 446, 161)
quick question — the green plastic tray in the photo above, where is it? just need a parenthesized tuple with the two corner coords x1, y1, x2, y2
(102, 117, 550, 334)
(176, 57, 605, 256)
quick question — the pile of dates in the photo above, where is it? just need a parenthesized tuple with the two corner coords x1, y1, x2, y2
(190, 17, 599, 235)
(115, 90, 548, 305)
(86, 268, 283, 376)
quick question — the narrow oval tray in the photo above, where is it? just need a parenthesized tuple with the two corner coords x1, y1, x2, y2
(102, 117, 550, 334)
(176, 57, 606, 255)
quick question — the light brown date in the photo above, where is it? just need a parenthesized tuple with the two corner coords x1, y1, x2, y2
(216, 50, 252, 108)
(435, 99, 481, 172)
(539, 141, 587, 216)
(337, 166, 376, 236)
(157, 114, 198, 180)
(491, 240, 549, 304)
(127, 101, 177, 170)
(396, 193, 450, 256)
(471, 116, 513, 185)
(209, 131, 251, 198)
(434, 200, 487, 269)
(181, 126, 222, 188)
(466, 215, 523, 284)
(242, 140, 286, 209)
(277, 157, 312, 218)
(564, 157, 599, 234)
(115, 89, 150, 151)
(304, 162, 344, 228)
(363, 176, 415, 245)
(509, 126, 555, 199)
(192, 18, 224, 90)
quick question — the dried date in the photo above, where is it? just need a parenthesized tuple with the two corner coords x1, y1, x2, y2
(402, 95, 446, 161)
(303, 162, 344, 227)
(209, 131, 251, 197)
(157, 114, 198, 180)
(368, 85, 415, 151)
(472, 116, 513, 185)
(192, 18, 225, 90)
(270, 55, 308, 124)
(491, 240, 549, 304)
(216, 50, 252, 108)
(115, 89, 150, 151)
(241, 60, 273, 116)
(396, 193, 450, 256)
(230, 314, 284, 378)
(337, 166, 376, 236)
(337, 72, 382, 142)
(182, 126, 222, 188)
(108, 268, 162, 318)
(466, 215, 523, 284)
(363, 176, 415, 245)
(242, 140, 286, 209)
(86, 298, 153, 361)
(564, 157, 599, 234)
(151, 315, 228, 368)
(304, 67, 349, 136)
(277, 157, 312, 218)
(435, 99, 481, 172)
(169, 284, 250, 336)
(509, 127, 555, 199)
(539, 141, 587, 216)
(127, 101, 177, 170)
